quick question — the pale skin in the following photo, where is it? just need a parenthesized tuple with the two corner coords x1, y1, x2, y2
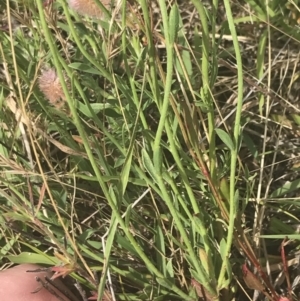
(0, 264, 78, 301)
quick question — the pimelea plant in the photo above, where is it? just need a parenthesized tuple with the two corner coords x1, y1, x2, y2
(3, 1, 300, 301)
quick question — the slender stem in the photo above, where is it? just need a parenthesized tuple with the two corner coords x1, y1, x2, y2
(217, 0, 243, 287)
(153, 0, 172, 155)
(190, 0, 216, 182)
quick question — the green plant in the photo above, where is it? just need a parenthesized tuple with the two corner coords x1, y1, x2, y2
(1, 1, 300, 301)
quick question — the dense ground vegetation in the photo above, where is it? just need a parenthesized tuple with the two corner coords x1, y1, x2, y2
(1, 1, 300, 300)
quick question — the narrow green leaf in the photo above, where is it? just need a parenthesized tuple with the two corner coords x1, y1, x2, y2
(269, 217, 297, 235)
(257, 29, 267, 115)
(68, 62, 102, 75)
(217, 239, 232, 290)
(215, 128, 235, 151)
(78, 243, 105, 262)
(198, 248, 209, 274)
(124, 205, 132, 228)
(218, 278, 231, 290)
(156, 277, 172, 289)
(166, 259, 175, 279)
(291, 114, 300, 126)
(220, 177, 230, 202)
(120, 105, 140, 194)
(77, 102, 114, 118)
(242, 133, 258, 158)
(219, 238, 227, 261)
(6, 252, 57, 265)
(270, 178, 300, 198)
(120, 145, 134, 195)
(142, 149, 158, 182)
(155, 224, 166, 276)
(97, 216, 118, 301)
